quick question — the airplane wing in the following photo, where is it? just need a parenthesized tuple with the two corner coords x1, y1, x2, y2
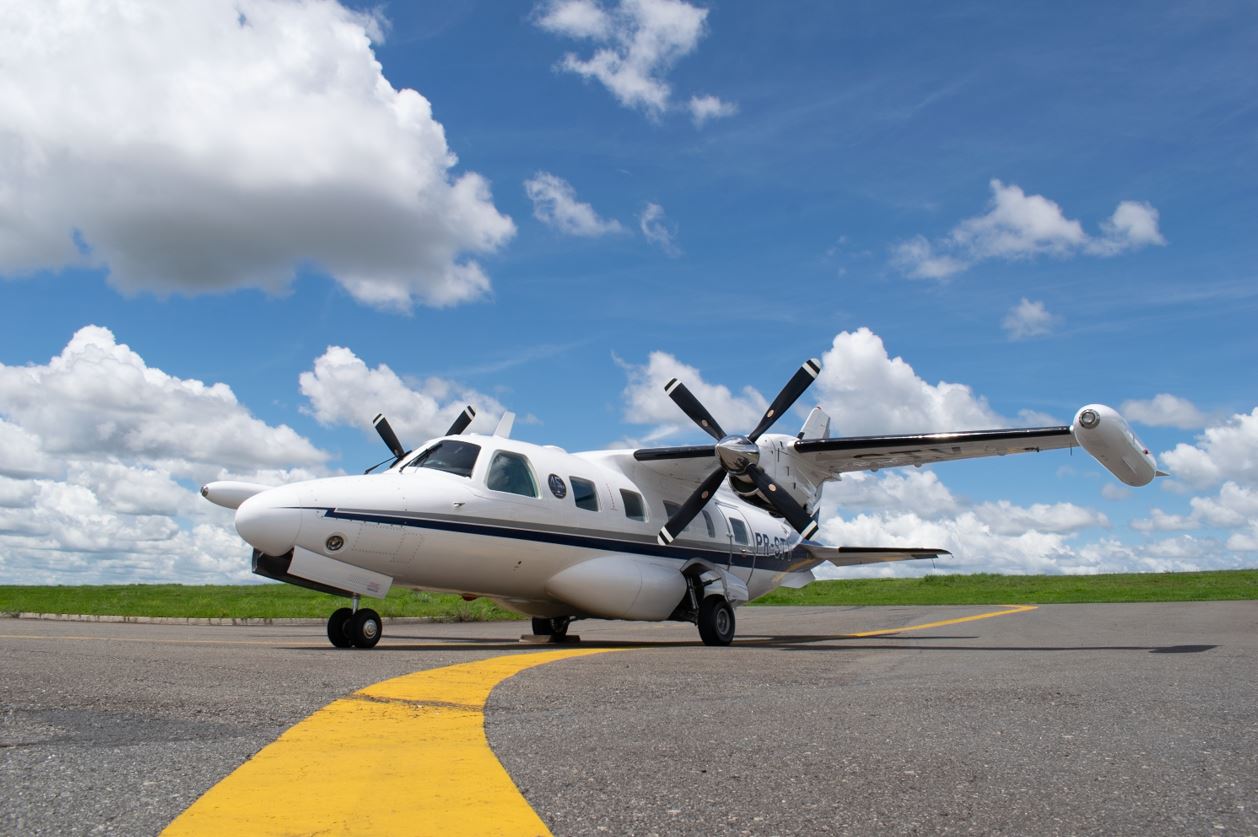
(631, 425, 1075, 484)
(791, 425, 1075, 477)
(798, 545, 950, 566)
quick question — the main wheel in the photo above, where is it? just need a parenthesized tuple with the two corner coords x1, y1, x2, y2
(327, 607, 353, 648)
(697, 596, 735, 646)
(349, 608, 382, 649)
(531, 616, 572, 638)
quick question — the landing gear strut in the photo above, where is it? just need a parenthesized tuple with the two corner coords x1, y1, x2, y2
(326, 596, 382, 649)
(697, 596, 735, 646)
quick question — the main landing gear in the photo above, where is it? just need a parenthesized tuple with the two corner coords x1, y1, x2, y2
(697, 596, 735, 646)
(327, 595, 382, 649)
(531, 616, 572, 639)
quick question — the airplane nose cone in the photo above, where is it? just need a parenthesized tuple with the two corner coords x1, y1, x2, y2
(235, 491, 303, 557)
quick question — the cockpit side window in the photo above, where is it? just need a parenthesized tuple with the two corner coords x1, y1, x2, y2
(486, 451, 539, 498)
(404, 440, 480, 478)
(729, 517, 750, 546)
(701, 509, 715, 538)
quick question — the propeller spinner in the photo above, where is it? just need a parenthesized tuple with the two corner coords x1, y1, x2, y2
(657, 359, 821, 545)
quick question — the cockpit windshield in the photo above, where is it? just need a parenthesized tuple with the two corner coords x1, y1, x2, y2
(403, 440, 481, 478)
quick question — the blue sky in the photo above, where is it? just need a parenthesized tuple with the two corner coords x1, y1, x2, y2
(1, 1, 1255, 583)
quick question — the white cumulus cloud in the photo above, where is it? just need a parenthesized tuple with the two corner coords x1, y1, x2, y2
(619, 351, 767, 440)
(524, 172, 623, 236)
(0, 326, 326, 474)
(299, 346, 506, 445)
(0, 0, 515, 311)
(1160, 408, 1258, 488)
(817, 506, 1231, 578)
(1121, 393, 1208, 429)
(1002, 298, 1057, 340)
(892, 180, 1166, 279)
(688, 94, 738, 126)
(535, 0, 733, 121)
(0, 326, 333, 584)
(620, 328, 1042, 444)
(812, 328, 1008, 435)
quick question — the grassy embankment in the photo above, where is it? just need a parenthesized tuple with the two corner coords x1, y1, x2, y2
(0, 570, 1254, 620)
(0, 584, 517, 621)
(755, 569, 1258, 606)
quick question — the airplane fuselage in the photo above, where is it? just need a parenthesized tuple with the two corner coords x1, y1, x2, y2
(234, 433, 819, 621)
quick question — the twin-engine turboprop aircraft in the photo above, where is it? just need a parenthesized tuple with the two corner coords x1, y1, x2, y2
(202, 359, 1163, 647)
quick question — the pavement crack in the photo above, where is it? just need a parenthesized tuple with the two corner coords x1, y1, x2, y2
(346, 693, 480, 712)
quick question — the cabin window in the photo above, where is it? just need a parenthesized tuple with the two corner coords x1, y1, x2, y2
(571, 477, 599, 511)
(663, 500, 680, 519)
(405, 440, 480, 478)
(620, 489, 646, 522)
(486, 451, 539, 498)
(729, 517, 750, 546)
(701, 509, 715, 538)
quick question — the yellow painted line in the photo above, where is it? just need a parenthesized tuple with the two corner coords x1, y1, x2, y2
(845, 603, 1038, 638)
(162, 647, 618, 837)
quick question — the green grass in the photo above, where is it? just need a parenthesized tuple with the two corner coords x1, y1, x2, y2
(1, 570, 1253, 619)
(0, 583, 521, 621)
(752, 569, 1258, 606)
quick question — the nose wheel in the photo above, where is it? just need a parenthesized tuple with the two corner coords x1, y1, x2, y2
(326, 604, 382, 649)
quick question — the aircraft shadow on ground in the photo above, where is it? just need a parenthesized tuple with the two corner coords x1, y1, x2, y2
(281, 634, 1218, 654)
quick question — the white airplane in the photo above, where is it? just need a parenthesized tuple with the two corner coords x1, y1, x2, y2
(201, 359, 1162, 648)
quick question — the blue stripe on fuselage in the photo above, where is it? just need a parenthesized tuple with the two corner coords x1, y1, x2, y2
(307, 506, 818, 575)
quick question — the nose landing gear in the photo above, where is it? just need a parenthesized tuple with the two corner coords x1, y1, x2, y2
(326, 596, 382, 649)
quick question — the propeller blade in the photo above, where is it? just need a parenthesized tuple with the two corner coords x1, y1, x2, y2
(665, 378, 726, 441)
(744, 464, 819, 540)
(657, 467, 727, 545)
(444, 405, 476, 436)
(748, 358, 821, 442)
(372, 413, 405, 460)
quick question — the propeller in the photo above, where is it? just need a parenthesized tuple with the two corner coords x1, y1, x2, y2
(656, 359, 822, 545)
(372, 413, 405, 460)
(444, 405, 476, 436)
(364, 406, 476, 474)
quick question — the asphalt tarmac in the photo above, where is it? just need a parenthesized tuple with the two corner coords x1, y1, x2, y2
(1, 602, 1254, 836)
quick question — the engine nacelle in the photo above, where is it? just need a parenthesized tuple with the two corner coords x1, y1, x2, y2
(730, 435, 824, 518)
(1072, 404, 1158, 487)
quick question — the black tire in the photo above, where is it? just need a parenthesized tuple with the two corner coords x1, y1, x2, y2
(327, 607, 353, 648)
(531, 616, 572, 638)
(697, 596, 735, 646)
(349, 608, 382, 649)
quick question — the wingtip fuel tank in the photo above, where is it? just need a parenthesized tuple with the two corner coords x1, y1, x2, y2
(1071, 404, 1158, 487)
